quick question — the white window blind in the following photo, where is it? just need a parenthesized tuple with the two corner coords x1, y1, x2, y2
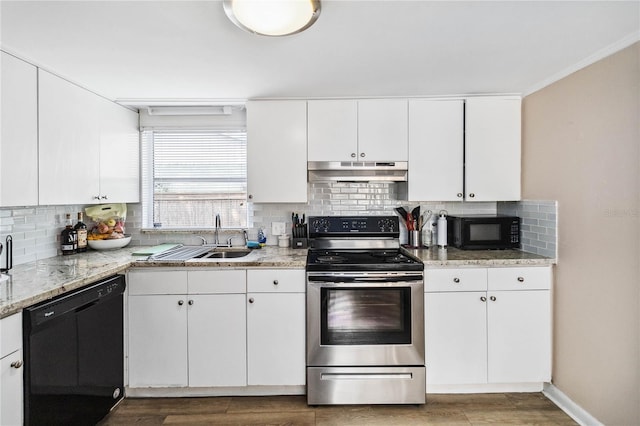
(141, 129, 248, 228)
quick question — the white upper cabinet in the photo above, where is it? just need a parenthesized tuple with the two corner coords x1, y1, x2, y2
(38, 70, 139, 205)
(246, 100, 307, 203)
(0, 52, 38, 207)
(308, 99, 408, 162)
(408, 96, 521, 202)
(408, 99, 464, 201)
(307, 100, 358, 162)
(465, 97, 521, 201)
(357, 99, 408, 162)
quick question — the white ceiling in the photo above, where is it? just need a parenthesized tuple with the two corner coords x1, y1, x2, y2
(1, 1, 639, 104)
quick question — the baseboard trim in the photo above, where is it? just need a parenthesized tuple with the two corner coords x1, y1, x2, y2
(427, 382, 543, 394)
(126, 385, 306, 398)
(543, 383, 603, 426)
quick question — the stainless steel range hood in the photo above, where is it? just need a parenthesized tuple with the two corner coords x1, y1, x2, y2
(308, 161, 408, 182)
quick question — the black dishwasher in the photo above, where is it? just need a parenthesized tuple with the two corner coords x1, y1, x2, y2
(23, 274, 125, 425)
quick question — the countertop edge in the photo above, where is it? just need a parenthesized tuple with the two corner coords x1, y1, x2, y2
(1, 246, 554, 319)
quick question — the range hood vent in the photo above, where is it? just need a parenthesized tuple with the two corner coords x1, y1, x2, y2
(308, 161, 408, 182)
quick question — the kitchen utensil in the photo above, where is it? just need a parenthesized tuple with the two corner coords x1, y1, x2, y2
(395, 207, 408, 221)
(1, 235, 12, 272)
(421, 210, 433, 231)
(411, 206, 420, 223)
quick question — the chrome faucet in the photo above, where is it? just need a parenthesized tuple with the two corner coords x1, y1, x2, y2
(214, 213, 221, 245)
(196, 236, 208, 246)
(243, 229, 248, 246)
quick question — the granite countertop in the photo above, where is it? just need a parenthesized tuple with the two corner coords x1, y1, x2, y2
(0, 246, 308, 319)
(0, 244, 554, 319)
(405, 246, 555, 267)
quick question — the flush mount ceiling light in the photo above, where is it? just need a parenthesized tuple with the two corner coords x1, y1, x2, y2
(223, 0, 321, 37)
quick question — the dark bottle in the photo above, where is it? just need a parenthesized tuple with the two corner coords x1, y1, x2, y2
(74, 212, 88, 253)
(60, 213, 77, 255)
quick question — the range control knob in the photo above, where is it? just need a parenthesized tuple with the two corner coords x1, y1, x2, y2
(377, 218, 396, 232)
(311, 219, 330, 233)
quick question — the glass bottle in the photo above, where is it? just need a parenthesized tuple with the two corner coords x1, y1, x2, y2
(61, 213, 77, 255)
(74, 212, 88, 253)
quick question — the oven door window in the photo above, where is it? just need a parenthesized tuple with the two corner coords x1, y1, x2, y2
(321, 287, 412, 345)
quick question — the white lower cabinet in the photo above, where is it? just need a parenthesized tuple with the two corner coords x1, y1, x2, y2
(128, 294, 188, 387)
(127, 268, 305, 391)
(0, 312, 23, 426)
(425, 266, 551, 388)
(247, 269, 306, 386)
(127, 269, 247, 388)
(188, 294, 246, 387)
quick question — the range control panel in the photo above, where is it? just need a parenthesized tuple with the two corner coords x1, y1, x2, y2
(308, 216, 399, 237)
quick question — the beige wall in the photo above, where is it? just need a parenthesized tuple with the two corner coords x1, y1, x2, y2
(522, 42, 639, 425)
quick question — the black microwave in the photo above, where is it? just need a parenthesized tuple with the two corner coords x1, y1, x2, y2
(447, 215, 520, 250)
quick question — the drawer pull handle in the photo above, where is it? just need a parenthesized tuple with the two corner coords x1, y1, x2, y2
(273, 280, 279, 285)
(480, 296, 487, 302)
(517, 277, 525, 282)
(490, 296, 497, 301)
(188, 300, 194, 306)
(453, 278, 460, 283)
(249, 298, 255, 304)
(10, 360, 22, 369)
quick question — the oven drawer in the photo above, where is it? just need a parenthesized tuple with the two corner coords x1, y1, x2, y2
(425, 268, 487, 292)
(488, 266, 551, 291)
(307, 366, 426, 405)
(247, 269, 305, 293)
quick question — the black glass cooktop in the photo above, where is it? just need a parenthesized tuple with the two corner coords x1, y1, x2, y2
(306, 249, 423, 272)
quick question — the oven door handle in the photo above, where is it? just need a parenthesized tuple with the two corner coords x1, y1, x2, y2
(307, 275, 423, 284)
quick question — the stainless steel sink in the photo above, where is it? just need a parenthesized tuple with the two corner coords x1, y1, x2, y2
(148, 246, 252, 261)
(192, 248, 252, 259)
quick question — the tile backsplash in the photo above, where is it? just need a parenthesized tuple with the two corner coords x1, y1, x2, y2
(0, 184, 558, 267)
(498, 200, 558, 258)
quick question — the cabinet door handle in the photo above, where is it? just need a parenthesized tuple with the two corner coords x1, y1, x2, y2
(93, 195, 101, 200)
(248, 194, 253, 200)
(101, 195, 108, 200)
(453, 277, 460, 283)
(457, 193, 463, 198)
(188, 300, 194, 305)
(273, 280, 279, 285)
(480, 296, 487, 302)
(360, 152, 366, 158)
(178, 300, 184, 306)
(10, 360, 22, 369)
(490, 296, 497, 301)
(469, 193, 475, 198)
(351, 153, 356, 158)
(517, 277, 525, 282)
(249, 297, 255, 304)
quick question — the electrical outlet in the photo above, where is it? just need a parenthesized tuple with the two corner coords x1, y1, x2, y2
(271, 222, 286, 236)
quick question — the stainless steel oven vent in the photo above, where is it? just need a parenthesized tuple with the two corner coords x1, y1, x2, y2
(308, 161, 408, 182)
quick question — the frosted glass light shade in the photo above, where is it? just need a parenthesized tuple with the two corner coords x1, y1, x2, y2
(223, 0, 321, 36)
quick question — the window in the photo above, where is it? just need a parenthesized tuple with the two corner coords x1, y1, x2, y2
(141, 129, 248, 229)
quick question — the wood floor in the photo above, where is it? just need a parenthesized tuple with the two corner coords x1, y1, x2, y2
(99, 393, 577, 425)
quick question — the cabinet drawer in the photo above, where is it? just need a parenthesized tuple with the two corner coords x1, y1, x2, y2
(188, 270, 246, 294)
(128, 270, 188, 295)
(425, 268, 487, 292)
(0, 312, 22, 358)
(488, 267, 551, 291)
(247, 269, 305, 293)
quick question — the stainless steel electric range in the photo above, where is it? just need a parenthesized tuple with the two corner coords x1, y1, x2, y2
(306, 216, 426, 405)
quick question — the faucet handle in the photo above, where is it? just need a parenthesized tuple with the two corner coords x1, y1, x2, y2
(227, 237, 233, 247)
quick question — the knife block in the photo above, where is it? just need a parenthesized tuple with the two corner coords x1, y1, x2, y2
(292, 238, 308, 249)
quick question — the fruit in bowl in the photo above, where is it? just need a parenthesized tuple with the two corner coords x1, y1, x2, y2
(87, 235, 131, 250)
